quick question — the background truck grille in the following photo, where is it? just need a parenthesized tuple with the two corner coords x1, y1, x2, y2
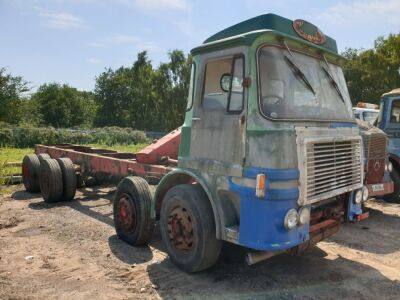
(362, 131, 387, 184)
(304, 138, 362, 204)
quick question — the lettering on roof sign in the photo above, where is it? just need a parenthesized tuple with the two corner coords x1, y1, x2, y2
(292, 19, 326, 45)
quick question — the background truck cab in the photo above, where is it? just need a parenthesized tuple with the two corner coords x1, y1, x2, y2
(377, 88, 400, 202)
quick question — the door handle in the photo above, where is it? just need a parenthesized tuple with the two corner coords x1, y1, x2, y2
(192, 117, 201, 121)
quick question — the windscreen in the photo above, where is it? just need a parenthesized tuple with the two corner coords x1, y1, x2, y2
(258, 46, 353, 121)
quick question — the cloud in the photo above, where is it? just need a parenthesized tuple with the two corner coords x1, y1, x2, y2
(110, 34, 141, 44)
(116, 0, 189, 11)
(36, 7, 86, 29)
(86, 58, 101, 64)
(317, 0, 400, 27)
(87, 42, 105, 48)
(88, 34, 159, 52)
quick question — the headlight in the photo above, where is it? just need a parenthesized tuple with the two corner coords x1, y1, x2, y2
(362, 186, 369, 202)
(284, 209, 299, 230)
(298, 207, 310, 225)
(387, 162, 393, 173)
(354, 189, 363, 204)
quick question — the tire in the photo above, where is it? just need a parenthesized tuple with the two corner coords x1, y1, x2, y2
(37, 153, 51, 162)
(160, 184, 222, 273)
(39, 158, 63, 203)
(113, 176, 154, 246)
(22, 154, 41, 192)
(383, 168, 400, 203)
(57, 158, 77, 201)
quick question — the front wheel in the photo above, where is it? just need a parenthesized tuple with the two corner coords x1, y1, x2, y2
(160, 184, 222, 273)
(113, 176, 154, 246)
(383, 168, 400, 203)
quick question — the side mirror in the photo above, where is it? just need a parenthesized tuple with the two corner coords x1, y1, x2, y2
(220, 73, 231, 92)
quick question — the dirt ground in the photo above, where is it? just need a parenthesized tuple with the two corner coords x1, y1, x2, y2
(0, 185, 399, 300)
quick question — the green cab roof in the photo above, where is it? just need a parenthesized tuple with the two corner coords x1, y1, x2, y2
(191, 14, 338, 56)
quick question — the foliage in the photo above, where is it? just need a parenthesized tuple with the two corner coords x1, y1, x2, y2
(94, 50, 192, 131)
(32, 83, 97, 128)
(0, 126, 149, 148)
(342, 33, 400, 104)
(0, 68, 30, 124)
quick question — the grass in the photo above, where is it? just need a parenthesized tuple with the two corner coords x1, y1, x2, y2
(86, 143, 149, 153)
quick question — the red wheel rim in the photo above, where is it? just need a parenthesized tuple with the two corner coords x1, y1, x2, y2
(118, 193, 137, 233)
(22, 164, 31, 187)
(167, 205, 194, 253)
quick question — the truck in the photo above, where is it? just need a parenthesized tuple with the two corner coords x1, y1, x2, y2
(377, 88, 400, 202)
(356, 119, 394, 200)
(353, 103, 379, 125)
(21, 14, 369, 273)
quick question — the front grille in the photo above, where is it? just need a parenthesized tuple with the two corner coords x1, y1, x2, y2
(363, 133, 387, 160)
(305, 139, 362, 203)
(296, 127, 363, 205)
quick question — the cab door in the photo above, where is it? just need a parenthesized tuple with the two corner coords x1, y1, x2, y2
(189, 49, 247, 177)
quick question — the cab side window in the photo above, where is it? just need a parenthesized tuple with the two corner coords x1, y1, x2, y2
(390, 100, 400, 123)
(202, 56, 244, 112)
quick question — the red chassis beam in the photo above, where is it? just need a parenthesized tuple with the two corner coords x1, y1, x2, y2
(35, 144, 173, 183)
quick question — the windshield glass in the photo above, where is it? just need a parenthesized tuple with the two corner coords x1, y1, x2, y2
(258, 45, 353, 121)
(363, 111, 379, 124)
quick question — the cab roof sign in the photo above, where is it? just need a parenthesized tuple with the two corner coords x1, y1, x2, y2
(292, 19, 326, 45)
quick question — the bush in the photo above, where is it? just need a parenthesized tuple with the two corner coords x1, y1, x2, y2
(0, 126, 149, 148)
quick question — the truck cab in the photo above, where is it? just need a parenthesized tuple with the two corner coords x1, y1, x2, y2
(377, 88, 400, 202)
(151, 14, 367, 271)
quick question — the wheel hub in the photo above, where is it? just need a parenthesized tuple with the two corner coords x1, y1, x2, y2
(168, 205, 194, 253)
(22, 165, 31, 187)
(118, 194, 136, 232)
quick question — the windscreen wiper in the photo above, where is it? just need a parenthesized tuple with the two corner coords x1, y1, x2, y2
(320, 54, 345, 103)
(283, 55, 315, 95)
(281, 39, 315, 95)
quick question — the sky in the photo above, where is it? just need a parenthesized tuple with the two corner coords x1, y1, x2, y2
(1, 0, 399, 92)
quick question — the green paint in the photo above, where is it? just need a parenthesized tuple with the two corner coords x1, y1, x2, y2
(192, 14, 339, 56)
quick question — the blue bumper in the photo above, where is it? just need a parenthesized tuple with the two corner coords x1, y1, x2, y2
(229, 167, 309, 251)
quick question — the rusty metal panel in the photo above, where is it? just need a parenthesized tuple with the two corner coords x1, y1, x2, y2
(136, 128, 181, 164)
(35, 144, 171, 183)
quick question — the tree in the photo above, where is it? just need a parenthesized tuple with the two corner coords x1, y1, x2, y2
(94, 50, 192, 131)
(0, 67, 30, 124)
(342, 34, 400, 104)
(32, 83, 97, 128)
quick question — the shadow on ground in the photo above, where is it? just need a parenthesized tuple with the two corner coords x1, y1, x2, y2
(12, 188, 400, 299)
(146, 247, 400, 299)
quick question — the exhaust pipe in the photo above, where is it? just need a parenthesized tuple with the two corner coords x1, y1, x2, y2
(245, 251, 282, 265)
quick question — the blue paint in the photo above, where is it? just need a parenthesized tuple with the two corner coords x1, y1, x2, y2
(329, 122, 358, 128)
(243, 166, 299, 181)
(228, 171, 307, 251)
(347, 191, 362, 221)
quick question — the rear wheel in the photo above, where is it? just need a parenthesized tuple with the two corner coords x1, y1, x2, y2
(39, 158, 63, 203)
(22, 154, 41, 192)
(113, 176, 154, 246)
(57, 158, 77, 201)
(383, 168, 400, 203)
(160, 184, 222, 273)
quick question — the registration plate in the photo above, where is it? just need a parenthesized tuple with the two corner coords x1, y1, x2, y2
(372, 184, 384, 192)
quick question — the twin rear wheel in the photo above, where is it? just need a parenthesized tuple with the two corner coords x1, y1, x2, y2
(22, 154, 77, 203)
(113, 179, 222, 273)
